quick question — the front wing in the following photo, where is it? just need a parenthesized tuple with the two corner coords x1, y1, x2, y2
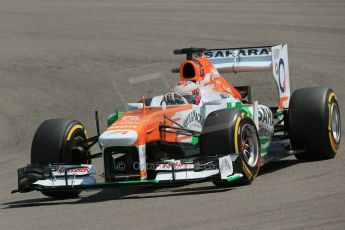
(13, 154, 243, 194)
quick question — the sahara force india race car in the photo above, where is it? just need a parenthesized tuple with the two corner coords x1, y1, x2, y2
(13, 44, 341, 199)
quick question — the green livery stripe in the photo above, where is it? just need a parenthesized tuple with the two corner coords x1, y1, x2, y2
(227, 102, 253, 116)
(192, 136, 199, 145)
(261, 147, 269, 153)
(275, 110, 283, 116)
(106, 110, 124, 127)
(260, 137, 270, 154)
(242, 108, 252, 117)
(226, 173, 243, 182)
(260, 137, 270, 144)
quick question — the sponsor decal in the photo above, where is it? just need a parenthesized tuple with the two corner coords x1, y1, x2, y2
(138, 145, 147, 179)
(183, 111, 203, 129)
(258, 107, 273, 125)
(107, 130, 129, 135)
(219, 155, 233, 179)
(273, 47, 280, 60)
(57, 167, 89, 174)
(115, 162, 194, 171)
(204, 48, 271, 59)
(258, 127, 273, 138)
(275, 58, 286, 93)
(160, 161, 191, 170)
(220, 93, 231, 99)
(196, 60, 205, 77)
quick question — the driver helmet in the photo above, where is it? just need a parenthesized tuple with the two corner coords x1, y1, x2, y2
(173, 80, 201, 105)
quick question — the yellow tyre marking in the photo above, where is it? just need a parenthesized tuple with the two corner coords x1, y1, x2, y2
(328, 93, 336, 131)
(84, 129, 89, 138)
(327, 92, 338, 152)
(328, 93, 338, 151)
(328, 103, 332, 132)
(234, 116, 242, 153)
(328, 92, 336, 103)
(329, 132, 337, 152)
(67, 124, 83, 141)
(242, 161, 253, 179)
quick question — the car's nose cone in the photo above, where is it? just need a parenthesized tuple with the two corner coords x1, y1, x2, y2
(99, 130, 138, 147)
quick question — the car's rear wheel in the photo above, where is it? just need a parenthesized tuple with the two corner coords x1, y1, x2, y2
(289, 87, 341, 161)
(200, 108, 261, 186)
(31, 119, 89, 198)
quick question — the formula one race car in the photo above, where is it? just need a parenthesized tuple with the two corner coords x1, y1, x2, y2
(13, 44, 341, 198)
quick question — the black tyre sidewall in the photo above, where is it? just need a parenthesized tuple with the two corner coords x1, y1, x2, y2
(31, 119, 88, 165)
(61, 125, 88, 164)
(200, 108, 240, 156)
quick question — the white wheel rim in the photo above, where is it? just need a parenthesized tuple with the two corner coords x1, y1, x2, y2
(241, 124, 259, 167)
(331, 102, 341, 144)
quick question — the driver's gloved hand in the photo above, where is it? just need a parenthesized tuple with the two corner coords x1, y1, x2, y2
(162, 91, 188, 105)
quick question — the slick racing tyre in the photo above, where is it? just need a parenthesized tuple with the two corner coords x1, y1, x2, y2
(31, 119, 89, 198)
(289, 87, 341, 161)
(200, 109, 261, 186)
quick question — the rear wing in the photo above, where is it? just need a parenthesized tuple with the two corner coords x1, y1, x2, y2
(174, 44, 290, 110)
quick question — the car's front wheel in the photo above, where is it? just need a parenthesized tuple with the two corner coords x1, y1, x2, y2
(200, 108, 261, 186)
(31, 119, 89, 198)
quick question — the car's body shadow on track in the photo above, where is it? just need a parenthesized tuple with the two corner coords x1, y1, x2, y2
(3, 159, 299, 209)
(2, 185, 232, 209)
(259, 159, 299, 175)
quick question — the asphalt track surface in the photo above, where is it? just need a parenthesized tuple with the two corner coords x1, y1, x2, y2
(1, 0, 345, 229)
